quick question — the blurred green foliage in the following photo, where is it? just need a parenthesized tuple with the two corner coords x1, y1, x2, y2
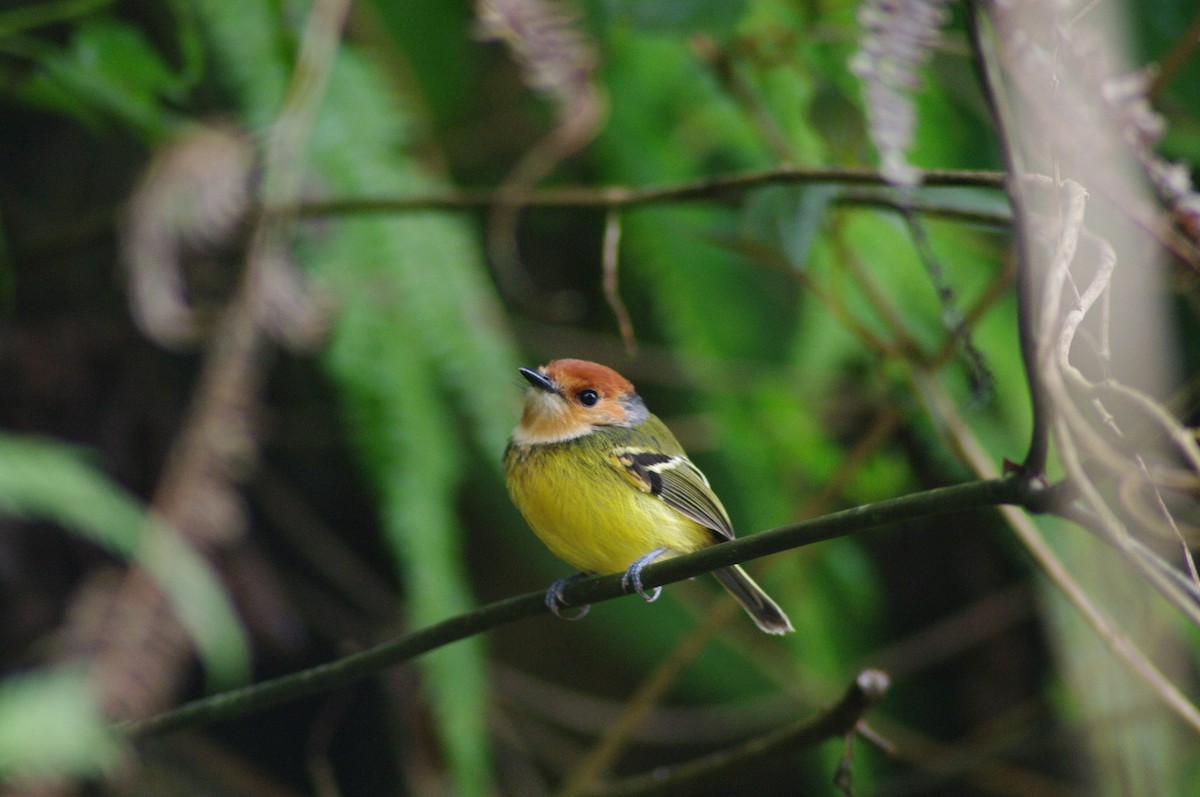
(0, 0, 1196, 794)
(0, 435, 249, 686)
(0, 666, 123, 780)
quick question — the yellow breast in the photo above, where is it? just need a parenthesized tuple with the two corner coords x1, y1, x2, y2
(504, 441, 715, 575)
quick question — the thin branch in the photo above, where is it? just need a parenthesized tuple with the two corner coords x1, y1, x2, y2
(601, 208, 636, 355)
(583, 670, 890, 797)
(965, 0, 1050, 477)
(902, 207, 994, 403)
(273, 166, 1006, 217)
(124, 477, 1026, 738)
(929, 254, 1018, 368)
(834, 189, 1013, 227)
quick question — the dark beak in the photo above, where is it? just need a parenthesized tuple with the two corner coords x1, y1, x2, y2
(519, 367, 557, 393)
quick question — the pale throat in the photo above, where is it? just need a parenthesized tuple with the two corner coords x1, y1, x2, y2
(511, 393, 593, 446)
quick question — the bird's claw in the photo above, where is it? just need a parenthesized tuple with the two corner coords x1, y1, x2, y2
(621, 547, 669, 602)
(545, 575, 590, 621)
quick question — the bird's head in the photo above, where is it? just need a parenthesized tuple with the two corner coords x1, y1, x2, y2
(512, 359, 649, 445)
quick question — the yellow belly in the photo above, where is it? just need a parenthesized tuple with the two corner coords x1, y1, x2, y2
(505, 442, 715, 575)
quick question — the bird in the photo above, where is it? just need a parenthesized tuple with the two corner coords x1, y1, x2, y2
(503, 358, 794, 635)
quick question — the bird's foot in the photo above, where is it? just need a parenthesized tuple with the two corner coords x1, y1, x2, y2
(545, 574, 590, 621)
(621, 548, 669, 602)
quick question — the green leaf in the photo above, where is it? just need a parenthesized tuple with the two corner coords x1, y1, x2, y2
(15, 18, 186, 140)
(0, 435, 250, 688)
(0, 667, 124, 780)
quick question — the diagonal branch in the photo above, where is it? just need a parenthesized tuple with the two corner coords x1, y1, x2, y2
(583, 669, 891, 797)
(124, 476, 1028, 738)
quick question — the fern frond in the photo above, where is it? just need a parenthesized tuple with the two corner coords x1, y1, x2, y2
(851, 0, 952, 187)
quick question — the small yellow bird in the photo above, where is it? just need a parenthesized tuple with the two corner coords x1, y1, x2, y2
(504, 358, 794, 635)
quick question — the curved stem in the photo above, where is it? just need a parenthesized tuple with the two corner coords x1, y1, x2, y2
(965, 0, 1049, 477)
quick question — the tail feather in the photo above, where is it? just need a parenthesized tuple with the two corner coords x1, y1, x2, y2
(712, 565, 794, 635)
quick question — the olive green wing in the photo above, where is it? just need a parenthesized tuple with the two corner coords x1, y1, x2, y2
(610, 448, 734, 540)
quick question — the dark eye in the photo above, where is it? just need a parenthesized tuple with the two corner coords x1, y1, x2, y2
(577, 389, 599, 407)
